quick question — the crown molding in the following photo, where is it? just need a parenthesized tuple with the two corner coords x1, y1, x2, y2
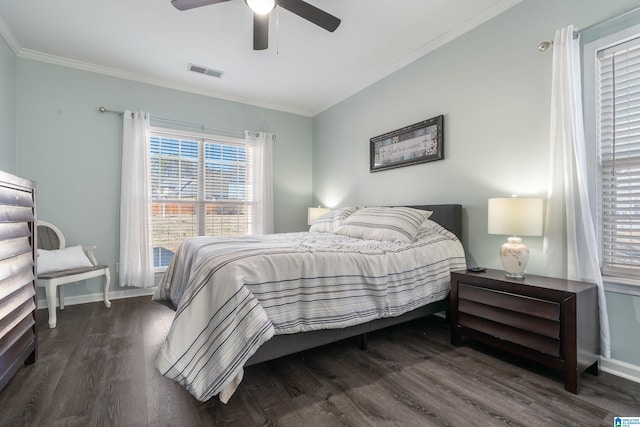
(14, 47, 313, 117)
(311, 0, 523, 116)
(3, 0, 520, 118)
(1, 13, 311, 115)
(0, 15, 21, 54)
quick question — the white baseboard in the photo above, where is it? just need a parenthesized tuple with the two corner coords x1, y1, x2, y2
(601, 357, 640, 384)
(36, 287, 156, 310)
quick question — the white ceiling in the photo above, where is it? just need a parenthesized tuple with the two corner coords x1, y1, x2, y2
(0, 0, 521, 117)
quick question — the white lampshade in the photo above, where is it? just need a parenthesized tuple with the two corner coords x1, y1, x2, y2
(488, 197, 543, 237)
(245, 0, 276, 15)
(488, 197, 543, 279)
(307, 207, 330, 225)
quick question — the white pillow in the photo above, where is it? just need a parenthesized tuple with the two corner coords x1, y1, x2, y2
(37, 245, 93, 274)
(309, 206, 361, 233)
(335, 206, 432, 243)
(414, 218, 440, 240)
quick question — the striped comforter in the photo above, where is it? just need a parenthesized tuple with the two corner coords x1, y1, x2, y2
(153, 222, 465, 402)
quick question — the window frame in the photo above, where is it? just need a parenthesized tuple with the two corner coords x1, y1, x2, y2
(149, 126, 252, 273)
(584, 23, 640, 289)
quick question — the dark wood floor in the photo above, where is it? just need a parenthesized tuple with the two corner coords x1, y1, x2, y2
(1, 297, 639, 426)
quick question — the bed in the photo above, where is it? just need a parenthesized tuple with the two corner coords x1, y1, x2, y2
(153, 204, 466, 403)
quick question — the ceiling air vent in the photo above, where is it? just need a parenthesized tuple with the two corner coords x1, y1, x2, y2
(188, 63, 224, 78)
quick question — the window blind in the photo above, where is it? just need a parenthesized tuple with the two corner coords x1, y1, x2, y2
(150, 130, 251, 268)
(597, 37, 640, 278)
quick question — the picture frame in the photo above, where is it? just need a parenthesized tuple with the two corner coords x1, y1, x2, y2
(370, 115, 444, 172)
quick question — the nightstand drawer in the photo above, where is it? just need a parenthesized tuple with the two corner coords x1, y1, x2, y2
(458, 283, 560, 321)
(458, 313, 561, 356)
(458, 299, 560, 339)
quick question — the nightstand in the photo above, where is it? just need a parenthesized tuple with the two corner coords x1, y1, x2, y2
(450, 268, 600, 394)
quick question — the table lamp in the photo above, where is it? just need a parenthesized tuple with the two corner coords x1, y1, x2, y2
(488, 197, 543, 278)
(307, 206, 330, 225)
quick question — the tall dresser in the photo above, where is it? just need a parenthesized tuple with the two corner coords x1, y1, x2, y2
(0, 170, 37, 392)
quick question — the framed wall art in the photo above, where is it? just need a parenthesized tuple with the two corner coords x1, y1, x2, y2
(370, 115, 444, 172)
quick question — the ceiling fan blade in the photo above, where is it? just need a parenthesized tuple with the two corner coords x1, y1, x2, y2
(253, 13, 269, 50)
(171, 0, 231, 11)
(277, 0, 341, 32)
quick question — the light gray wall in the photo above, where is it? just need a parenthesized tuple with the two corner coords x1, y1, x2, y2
(15, 59, 312, 300)
(0, 35, 16, 173)
(607, 292, 640, 364)
(312, 0, 640, 367)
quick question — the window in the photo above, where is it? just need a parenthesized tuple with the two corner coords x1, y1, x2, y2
(150, 128, 254, 268)
(588, 32, 640, 280)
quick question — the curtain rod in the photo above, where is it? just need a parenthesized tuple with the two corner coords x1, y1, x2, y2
(537, 5, 640, 52)
(98, 106, 247, 137)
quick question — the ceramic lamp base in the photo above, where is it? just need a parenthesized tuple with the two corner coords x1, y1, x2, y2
(499, 236, 529, 279)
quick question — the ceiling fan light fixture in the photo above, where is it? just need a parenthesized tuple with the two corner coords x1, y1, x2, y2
(245, 0, 276, 15)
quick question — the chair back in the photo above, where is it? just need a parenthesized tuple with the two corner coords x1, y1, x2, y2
(37, 221, 66, 250)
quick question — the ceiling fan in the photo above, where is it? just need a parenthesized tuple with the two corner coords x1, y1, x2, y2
(171, 0, 341, 50)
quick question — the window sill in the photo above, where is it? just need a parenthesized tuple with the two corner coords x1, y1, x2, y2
(603, 276, 640, 297)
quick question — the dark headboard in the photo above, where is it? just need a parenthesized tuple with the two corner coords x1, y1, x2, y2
(408, 204, 462, 241)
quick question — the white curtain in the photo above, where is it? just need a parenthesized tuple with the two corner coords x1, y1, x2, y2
(543, 26, 611, 358)
(245, 131, 274, 235)
(119, 110, 154, 288)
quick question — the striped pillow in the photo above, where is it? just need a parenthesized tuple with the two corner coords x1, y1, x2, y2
(335, 206, 432, 243)
(309, 206, 361, 233)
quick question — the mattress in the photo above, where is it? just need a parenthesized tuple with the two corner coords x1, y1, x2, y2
(153, 219, 465, 402)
